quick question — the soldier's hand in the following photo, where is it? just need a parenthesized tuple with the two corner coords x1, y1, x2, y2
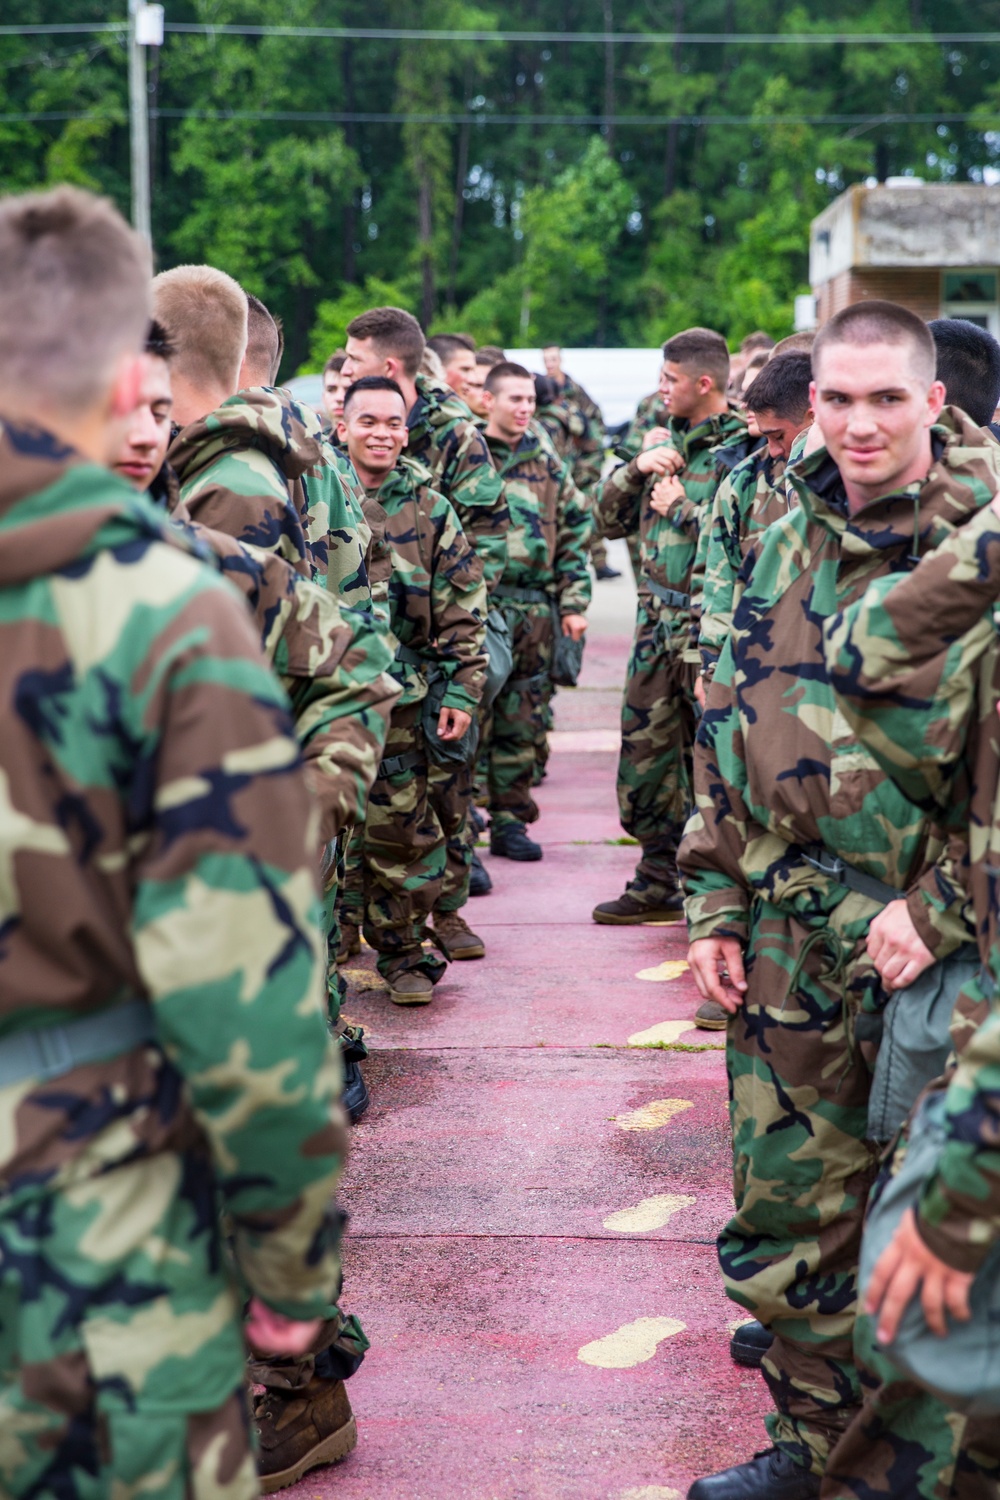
(694, 675, 707, 710)
(636, 444, 683, 477)
(688, 937, 748, 1012)
(648, 475, 686, 516)
(245, 1298, 323, 1356)
(865, 1207, 973, 1343)
(866, 899, 935, 991)
(561, 613, 588, 641)
(641, 426, 679, 460)
(437, 706, 473, 741)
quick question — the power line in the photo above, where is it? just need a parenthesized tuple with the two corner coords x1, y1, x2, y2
(0, 108, 985, 128)
(0, 22, 998, 45)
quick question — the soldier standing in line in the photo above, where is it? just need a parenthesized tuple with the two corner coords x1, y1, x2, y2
(464, 350, 497, 419)
(481, 362, 591, 861)
(541, 343, 618, 579)
(322, 348, 349, 426)
(0, 184, 350, 1498)
(427, 332, 478, 403)
(342, 307, 508, 950)
(338, 376, 488, 1003)
(679, 303, 1000, 1500)
(593, 328, 746, 927)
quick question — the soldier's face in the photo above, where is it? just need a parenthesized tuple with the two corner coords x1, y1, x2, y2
(811, 341, 946, 507)
(753, 407, 812, 461)
(338, 390, 408, 478)
(342, 337, 389, 383)
(323, 369, 347, 420)
(485, 376, 536, 439)
(542, 347, 561, 377)
(464, 365, 488, 416)
(443, 350, 477, 397)
(113, 354, 173, 490)
(660, 361, 704, 419)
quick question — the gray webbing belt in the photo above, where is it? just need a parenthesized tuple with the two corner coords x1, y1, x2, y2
(0, 996, 156, 1089)
(644, 578, 690, 610)
(377, 749, 425, 779)
(492, 583, 553, 606)
(394, 642, 426, 669)
(799, 844, 904, 907)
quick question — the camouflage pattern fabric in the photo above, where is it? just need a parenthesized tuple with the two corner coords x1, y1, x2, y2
(169, 385, 373, 607)
(679, 409, 999, 1474)
(619, 390, 668, 460)
(538, 395, 609, 566)
(693, 444, 792, 676)
(360, 457, 487, 981)
(597, 407, 747, 901)
(484, 424, 591, 827)
(405, 374, 509, 594)
(816, 496, 1000, 1496)
(0, 423, 347, 1498)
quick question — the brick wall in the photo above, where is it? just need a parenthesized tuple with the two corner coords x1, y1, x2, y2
(816, 268, 941, 324)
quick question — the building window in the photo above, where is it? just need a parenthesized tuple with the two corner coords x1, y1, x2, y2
(941, 270, 999, 334)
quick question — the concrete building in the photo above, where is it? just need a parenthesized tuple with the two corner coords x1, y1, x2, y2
(808, 181, 1000, 333)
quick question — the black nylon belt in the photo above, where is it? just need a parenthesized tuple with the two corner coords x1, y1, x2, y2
(394, 643, 426, 668)
(0, 996, 156, 1089)
(799, 844, 904, 907)
(645, 578, 690, 610)
(377, 749, 424, 779)
(493, 583, 553, 606)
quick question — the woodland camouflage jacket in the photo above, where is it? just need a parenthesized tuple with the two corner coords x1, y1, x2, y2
(405, 374, 509, 592)
(680, 408, 1000, 964)
(485, 423, 592, 617)
(0, 422, 346, 1321)
(370, 456, 488, 717)
(824, 486, 1000, 1275)
(169, 386, 372, 606)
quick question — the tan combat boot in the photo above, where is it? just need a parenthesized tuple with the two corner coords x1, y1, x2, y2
(254, 1377, 357, 1493)
(431, 911, 486, 960)
(388, 970, 434, 1005)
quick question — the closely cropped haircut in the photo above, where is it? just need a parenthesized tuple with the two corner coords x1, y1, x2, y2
(152, 265, 248, 394)
(145, 319, 175, 362)
(743, 352, 813, 420)
(0, 185, 150, 414)
(662, 327, 731, 392)
(812, 300, 936, 387)
(324, 350, 346, 376)
(771, 331, 816, 356)
(244, 291, 281, 387)
(427, 333, 476, 364)
(929, 318, 1000, 429)
(542, 343, 561, 353)
(342, 374, 406, 416)
(485, 360, 533, 394)
(272, 314, 285, 384)
(740, 330, 776, 354)
(477, 347, 505, 367)
(345, 306, 425, 377)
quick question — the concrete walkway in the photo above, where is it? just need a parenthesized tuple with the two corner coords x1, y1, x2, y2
(305, 544, 767, 1499)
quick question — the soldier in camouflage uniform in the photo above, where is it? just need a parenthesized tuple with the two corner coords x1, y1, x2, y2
(820, 479, 1000, 1500)
(694, 353, 812, 684)
(481, 363, 591, 860)
(620, 387, 670, 460)
(0, 185, 350, 1500)
(678, 304, 1000, 1500)
(593, 329, 747, 928)
(338, 376, 488, 1003)
(342, 307, 507, 954)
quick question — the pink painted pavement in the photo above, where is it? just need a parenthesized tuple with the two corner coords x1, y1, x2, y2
(298, 588, 768, 1500)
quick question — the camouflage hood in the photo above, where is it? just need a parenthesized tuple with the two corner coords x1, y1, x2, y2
(405, 373, 475, 446)
(169, 386, 324, 490)
(0, 420, 192, 586)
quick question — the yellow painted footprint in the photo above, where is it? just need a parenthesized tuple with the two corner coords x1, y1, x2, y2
(627, 1019, 697, 1047)
(603, 1194, 696, 1233)
(635, 959, 690, 983)
(615, 1098, 693, 1131)
(578, 1316, 686, 1368)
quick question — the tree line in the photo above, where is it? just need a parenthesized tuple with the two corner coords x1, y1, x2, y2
(4, 0, 1000, 371)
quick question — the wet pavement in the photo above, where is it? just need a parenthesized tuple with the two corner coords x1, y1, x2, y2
(300, 546, 767, 1499)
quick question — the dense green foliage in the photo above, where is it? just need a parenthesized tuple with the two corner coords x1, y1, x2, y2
(3, 1, 1000, 367)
